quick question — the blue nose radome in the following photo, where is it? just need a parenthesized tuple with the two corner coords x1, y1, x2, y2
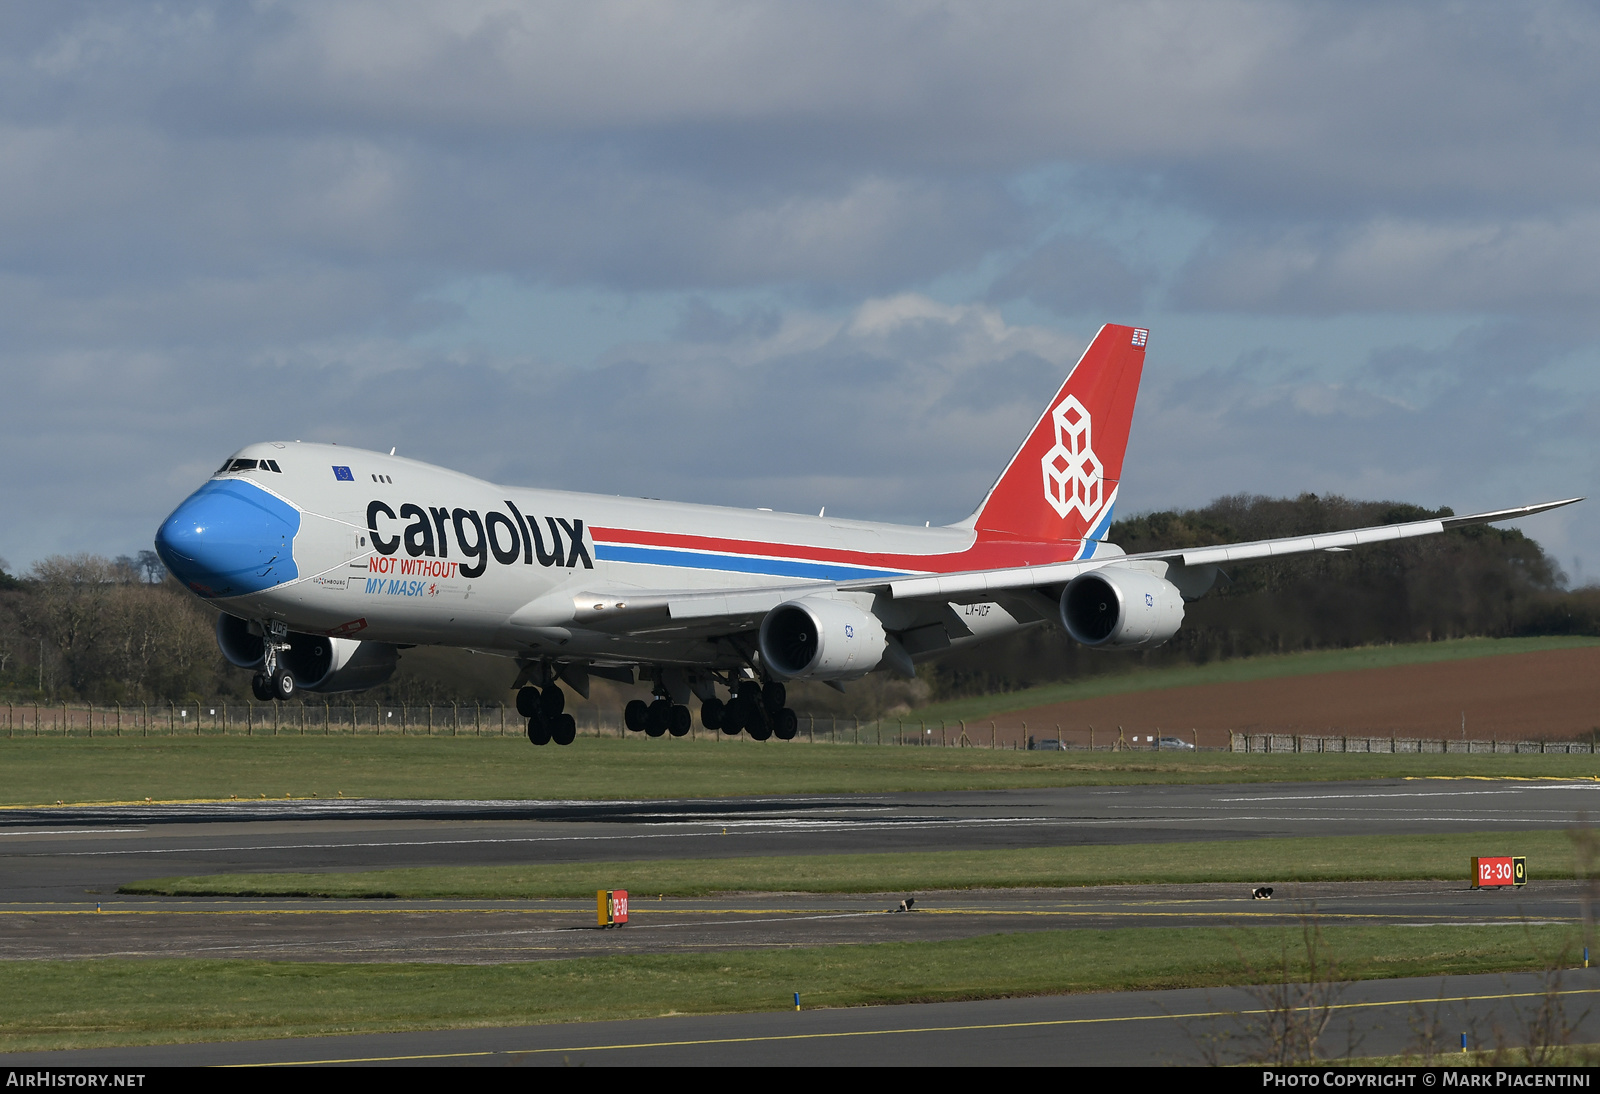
(154, 480, 300, 598)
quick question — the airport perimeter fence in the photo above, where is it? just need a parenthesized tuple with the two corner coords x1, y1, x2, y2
(0, 700, 1219, 751)
(1230, 732, 1598, 755)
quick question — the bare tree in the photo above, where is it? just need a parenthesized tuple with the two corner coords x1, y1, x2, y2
(136, 550, 164, 584)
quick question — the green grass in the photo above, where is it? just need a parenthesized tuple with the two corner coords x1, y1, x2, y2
(125, 830, 1585, 898)
(0, 925, 1581, 1052)
(912, 635, 1600, 724)
(0, 735, 1597, 806)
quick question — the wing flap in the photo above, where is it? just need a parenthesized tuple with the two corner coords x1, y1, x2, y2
(511, 582, 830, 636)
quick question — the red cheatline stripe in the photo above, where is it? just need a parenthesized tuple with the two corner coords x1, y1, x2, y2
(588, 526, 1087, 574)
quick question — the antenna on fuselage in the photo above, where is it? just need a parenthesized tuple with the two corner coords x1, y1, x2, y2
(390, 447, 396, 455)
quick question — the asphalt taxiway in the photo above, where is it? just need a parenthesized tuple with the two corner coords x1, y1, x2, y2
(0, 881, 1589, 963)
(3, 969, 1596, 1066)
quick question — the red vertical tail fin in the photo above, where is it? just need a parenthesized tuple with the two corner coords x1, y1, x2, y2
(964, 323, 1147, 546)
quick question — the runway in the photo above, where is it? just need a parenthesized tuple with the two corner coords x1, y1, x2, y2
(3, 969, 1596, 1066)
(2, 778, 1596, 903)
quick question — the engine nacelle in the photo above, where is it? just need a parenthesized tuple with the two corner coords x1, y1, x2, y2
(214, 614, 399, 692)
(215, 613, 265, 668)
(282, 634, 400, 693)
(759, 597, 887, 681)
(1060, 567, 1185, 649)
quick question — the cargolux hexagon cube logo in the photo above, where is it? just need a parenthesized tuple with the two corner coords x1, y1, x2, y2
(1040, 395, 1104, 522)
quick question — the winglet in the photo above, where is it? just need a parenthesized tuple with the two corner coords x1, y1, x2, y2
(963, 323, 1147, 544)
(1439, 498, 1584, 528)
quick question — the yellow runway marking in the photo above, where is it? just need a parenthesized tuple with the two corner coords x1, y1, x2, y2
(1404, 775, 1600, 783)
(234, 987, 1600, 1066)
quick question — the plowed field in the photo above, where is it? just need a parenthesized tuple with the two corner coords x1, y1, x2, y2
(990, 645, 1600, 749)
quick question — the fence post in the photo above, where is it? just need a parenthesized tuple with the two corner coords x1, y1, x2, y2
(476, 701, 482, 736)
(500, 703, 506, 736)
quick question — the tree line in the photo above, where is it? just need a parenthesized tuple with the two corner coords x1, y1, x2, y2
(1, 493, 1595, 706)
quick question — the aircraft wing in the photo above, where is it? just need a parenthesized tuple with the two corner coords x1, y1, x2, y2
(857, 497, 1583, 603)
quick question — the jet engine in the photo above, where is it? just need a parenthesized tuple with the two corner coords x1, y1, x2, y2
(758, 597, 887, 681)
(214, 614, 399, 693)
(1059, 567, 1185, 649)
(215, 612, 265, 668)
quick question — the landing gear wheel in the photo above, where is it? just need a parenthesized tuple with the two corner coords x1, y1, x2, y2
(516, 686, 541, 718)
(624, 699, 648, 732)
(762, 681, 786, 715)
(774, 708, 798, 740)
(721, 697, 748, 735)
(645, 699, 670, 738)
(668, 704, 691, 737)
(251, 673, 273, 702)
(539, 685, 565, 718)
(271, 668, 297, 702)
(700, 697, 725, 731)
(747, 711, 773, 741)
(552, 713, 576, 746)
(526, 715, 552, 746)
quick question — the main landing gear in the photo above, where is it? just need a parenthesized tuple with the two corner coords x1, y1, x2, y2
(626, 678, 798, 741)
(623, 698, 691, 738)
(517, 684, 576, 746)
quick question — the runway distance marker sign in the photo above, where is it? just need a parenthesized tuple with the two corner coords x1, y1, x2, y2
(1471, 856, 1526, 888)
(597, 889, 629, 926)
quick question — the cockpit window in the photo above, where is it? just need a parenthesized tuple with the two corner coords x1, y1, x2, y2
(216, 457, 282, 475)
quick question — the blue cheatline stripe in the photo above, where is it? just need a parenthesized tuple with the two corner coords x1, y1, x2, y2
(592, 543, 909, 581)
(1078, 494, 1119, 558)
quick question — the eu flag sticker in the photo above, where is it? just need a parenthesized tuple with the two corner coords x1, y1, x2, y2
(332, 465, 354, 481)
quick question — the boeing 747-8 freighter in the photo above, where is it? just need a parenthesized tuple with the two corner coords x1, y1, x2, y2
(153, 325, 1578, 744)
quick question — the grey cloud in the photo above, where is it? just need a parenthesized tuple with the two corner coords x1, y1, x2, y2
(1120, 324, 1595, 560)
(1172, 214, 1600, 316)
(0, 301, 1082, 567)
(987, 234, 1151, 315)
(673, 298, 782, 344)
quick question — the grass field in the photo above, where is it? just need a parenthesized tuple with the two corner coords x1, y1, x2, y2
(0, 735, 1596, 805)
(0, 925, 1582, 1052)
(910, 635, 1600, 724)
(124, 830, 1590, 898)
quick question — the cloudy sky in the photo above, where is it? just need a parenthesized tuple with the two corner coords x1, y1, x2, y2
(3, 2, 1596, 581)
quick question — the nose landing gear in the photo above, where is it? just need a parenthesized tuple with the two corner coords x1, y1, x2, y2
(252, 621, 297, 702)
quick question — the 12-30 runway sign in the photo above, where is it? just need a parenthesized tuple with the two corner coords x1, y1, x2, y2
(1471, 855, 1526, 888)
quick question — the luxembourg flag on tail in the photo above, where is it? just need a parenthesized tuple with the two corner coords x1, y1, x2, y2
(964, 324, 1147, 546)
